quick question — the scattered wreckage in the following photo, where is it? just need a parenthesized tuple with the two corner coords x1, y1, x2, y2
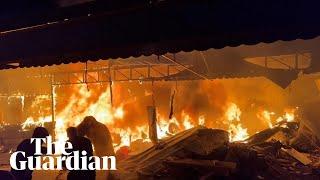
(113, 119, 320, 179)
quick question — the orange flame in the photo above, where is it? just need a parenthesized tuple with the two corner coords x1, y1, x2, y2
(20, 82, 296, 151)
(224, 103, 249, 142)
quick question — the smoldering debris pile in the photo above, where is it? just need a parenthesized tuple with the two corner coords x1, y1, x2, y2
(114, 121, 320, 179)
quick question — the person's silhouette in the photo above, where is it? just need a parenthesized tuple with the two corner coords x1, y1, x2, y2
(66, 127, 95, 180)
(10, 127, 50, 180)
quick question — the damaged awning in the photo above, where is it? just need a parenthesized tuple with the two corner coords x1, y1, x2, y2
(0, 0, 320, 69)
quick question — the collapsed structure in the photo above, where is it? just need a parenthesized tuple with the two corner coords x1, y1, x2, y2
(0, 1, 320, 179)
(115, 119, 320, 179)
(0, 37, 320, 179)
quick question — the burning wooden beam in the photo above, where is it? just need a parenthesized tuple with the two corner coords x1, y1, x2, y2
(147, 106, 158, 144)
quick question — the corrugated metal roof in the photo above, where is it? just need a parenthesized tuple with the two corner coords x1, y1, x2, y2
(0, 0, 320, 69)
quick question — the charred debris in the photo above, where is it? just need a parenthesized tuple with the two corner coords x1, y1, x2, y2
(114, 119, 320, 180)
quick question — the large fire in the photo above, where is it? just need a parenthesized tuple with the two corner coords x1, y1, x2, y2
(19, 81, 297, 152)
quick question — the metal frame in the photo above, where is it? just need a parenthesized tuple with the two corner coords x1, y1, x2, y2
(263, 52, 311, 70)
(51, 61, 190, 86)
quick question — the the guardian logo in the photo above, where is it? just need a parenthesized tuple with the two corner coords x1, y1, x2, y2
(10, 136, 116, 170)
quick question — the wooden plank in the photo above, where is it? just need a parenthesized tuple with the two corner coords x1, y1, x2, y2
(118, 127, 203, 175)
(281, 148, 312, 165)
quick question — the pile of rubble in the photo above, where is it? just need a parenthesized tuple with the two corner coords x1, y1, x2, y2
(114, 121, 320, 179)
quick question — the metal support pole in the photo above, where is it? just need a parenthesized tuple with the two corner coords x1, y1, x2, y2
(50, 76, 55, 140)
(109, 80, 113, 106)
